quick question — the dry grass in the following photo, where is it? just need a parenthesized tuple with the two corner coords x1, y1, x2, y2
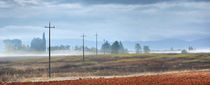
(0, 53, 210, 82)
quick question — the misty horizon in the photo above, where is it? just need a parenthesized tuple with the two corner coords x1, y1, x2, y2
(0, 0, 210, 52)
(0, 0, 210, 41)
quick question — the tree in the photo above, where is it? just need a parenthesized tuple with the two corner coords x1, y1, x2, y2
(181, 49, 187, 54)
(51, 45, 71, 51)
(31, 38, 45, 51)
(119, 41, 125, 54)
(101, 41, 111, 54)
(3, 39, 22, 52)
(3, 40, 13, 52)
(143, 46, 150, 53)
(135, 43, 141, 54)
(170, 47, 174, 51)
(66, 45, 70, 50)
(21, 44, 30, 51)
(30, 33, 46, 52)
(111, 41, 121, 54)
(110, 41, 128, 54)
(74, 46, 80, 51)
(188, 46, 193, 51)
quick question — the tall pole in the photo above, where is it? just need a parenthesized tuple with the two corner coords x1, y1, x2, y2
(103, 39, 105, 55)
(95, 33, 98, 56)
(45, 22, 55, 78)
(81, 34, 86, 62)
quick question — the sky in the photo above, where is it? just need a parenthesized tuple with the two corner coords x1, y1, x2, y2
(0, 0, 210, 43)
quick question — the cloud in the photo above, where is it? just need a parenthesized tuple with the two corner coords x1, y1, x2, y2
(46, 0, 210, 5)
(13, 0, 39, 6)
(0, 0, 210, 42)
(0, 0, 10, 8)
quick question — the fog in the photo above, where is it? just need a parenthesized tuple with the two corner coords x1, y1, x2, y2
(150, 49, 210, 54)
(0, 50, 100, 61)
(129, 49, 210, 54)
(0, 49, 209, 58)
(0, 50, 96, 57)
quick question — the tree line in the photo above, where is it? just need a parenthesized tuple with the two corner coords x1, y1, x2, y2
(101, 41, 128, 54)
(135, 43, 151, 54)
(2, 33, 151, 54)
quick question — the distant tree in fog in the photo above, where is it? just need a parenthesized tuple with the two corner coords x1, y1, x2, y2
(135, 43, 141, 54)
(119, 41, 124, 54)
(3, 39, 22, 52)
(143, 46, 150, 53)
(101, 41, 111, 54)
(170, 47, 174, 51)
(30, 33, 46, 52)
(21, 44, 30, 51)
(111, 41, 128, 54)
(51, 45, 71, 51)
(111, 41, 121, 54)
(181, 49, 188, 54)
(188, 46, 194, 51)
(74, 45, 97, 52)
(74, 46, 80, 50)
(31, 38, 45, 51)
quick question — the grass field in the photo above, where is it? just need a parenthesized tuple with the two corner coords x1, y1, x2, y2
(0, 53, 210, 82)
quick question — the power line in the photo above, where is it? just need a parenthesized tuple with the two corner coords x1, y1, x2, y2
(45, 22, 55, 78)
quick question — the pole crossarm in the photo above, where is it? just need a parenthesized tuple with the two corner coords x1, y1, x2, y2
(45, 22, 55, 29)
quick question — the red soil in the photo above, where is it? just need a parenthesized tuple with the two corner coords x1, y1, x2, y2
(1, 71, 210, 85)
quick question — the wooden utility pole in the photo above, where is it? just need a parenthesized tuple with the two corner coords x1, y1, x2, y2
(95, 33, 98, 56)
(45, 22, 55, 78)
(103, 39, 106, 55)
(81, 34, 86, 62)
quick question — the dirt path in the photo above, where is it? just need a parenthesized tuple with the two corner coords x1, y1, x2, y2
(1, 70, 210, 85)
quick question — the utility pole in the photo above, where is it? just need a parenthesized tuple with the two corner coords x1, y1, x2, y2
(95, 33, 98, 56)
(103, 39, 105, 55)
(45, 22, 55, 78)
(81, 34, 86, 62)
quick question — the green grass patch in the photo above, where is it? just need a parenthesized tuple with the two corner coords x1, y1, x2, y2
(11, 53, 210, 65)
(74, 61, 98, 66)
(114, 58, 141, 63)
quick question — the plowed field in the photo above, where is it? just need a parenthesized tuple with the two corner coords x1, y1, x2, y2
(1, 70, 210, 85)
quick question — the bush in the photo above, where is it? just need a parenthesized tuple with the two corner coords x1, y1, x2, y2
(181, 50, 187, 54)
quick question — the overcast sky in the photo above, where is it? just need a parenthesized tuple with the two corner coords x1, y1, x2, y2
(0, 0, 210, 42)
